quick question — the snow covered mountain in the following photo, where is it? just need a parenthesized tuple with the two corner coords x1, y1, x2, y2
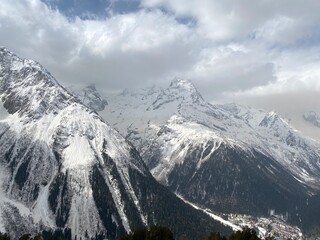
(96, 79, 320, 234)
(0, 48, 232, 239)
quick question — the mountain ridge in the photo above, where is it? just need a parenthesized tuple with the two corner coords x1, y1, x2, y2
(77, 77, 320, 234)
(0, 47, 232, 239)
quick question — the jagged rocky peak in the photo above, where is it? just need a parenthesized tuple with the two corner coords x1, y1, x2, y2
(67, 83, 108, 111)
(219, 103, 291, 130)
(168, 78, 204, 100)
(0, 47, 76, 118)
(258, 111, 290, 131)
(303, 111, 320, 128)
(87, 83, 97, 91)
(0, 47, 53, 81)
(169, 78, 196, 90)
(149, 78, 206, 111)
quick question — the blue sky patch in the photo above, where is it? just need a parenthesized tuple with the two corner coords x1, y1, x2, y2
(41, 0, 141, 19)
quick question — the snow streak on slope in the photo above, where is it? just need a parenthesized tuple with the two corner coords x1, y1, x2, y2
(176, 194, 241, 231)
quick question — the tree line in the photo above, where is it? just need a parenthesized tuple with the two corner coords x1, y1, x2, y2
(118, 226, 277, 240)
(0, 226, 281, 240)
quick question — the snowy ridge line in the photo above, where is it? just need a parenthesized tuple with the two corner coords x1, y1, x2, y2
(176, 194, 241, 232)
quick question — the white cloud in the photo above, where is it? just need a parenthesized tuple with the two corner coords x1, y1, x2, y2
(0, 0, 320, 105)
(141, 0, 320, 43)
(0, 0, 197, 89)
(187, 45, 276, 97)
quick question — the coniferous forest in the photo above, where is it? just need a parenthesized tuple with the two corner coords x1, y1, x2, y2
(0, 226, 278, 240)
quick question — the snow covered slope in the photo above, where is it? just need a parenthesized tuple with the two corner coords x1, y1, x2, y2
(96, 79, 320, 232)
(0, 48, 232, 239)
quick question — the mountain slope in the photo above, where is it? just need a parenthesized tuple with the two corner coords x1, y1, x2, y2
(0, 48, 232, 239)
(97, 79, 320, 232)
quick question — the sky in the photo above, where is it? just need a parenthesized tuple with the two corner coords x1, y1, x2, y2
(1, 0, 320, 131)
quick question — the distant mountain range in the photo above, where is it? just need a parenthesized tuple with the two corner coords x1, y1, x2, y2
(71, 78, 320, 235)
(0, 47, 231, 239)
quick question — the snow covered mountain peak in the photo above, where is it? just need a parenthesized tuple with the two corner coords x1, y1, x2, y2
(0, 48, 75, 121)
(168, 78, 204, 102)
(0, 47, 55, 81)
(147, 78, 205, 112)
(169, 78, 196, 91)
(255, 110, 285, 128)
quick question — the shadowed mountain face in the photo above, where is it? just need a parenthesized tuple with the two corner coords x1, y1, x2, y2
(0, 48, 232, 239)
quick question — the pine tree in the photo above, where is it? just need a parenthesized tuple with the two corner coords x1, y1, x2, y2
(229, 227, 261, 240)
(0, 232, 10, 240)
(208, 231, 227, 240)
